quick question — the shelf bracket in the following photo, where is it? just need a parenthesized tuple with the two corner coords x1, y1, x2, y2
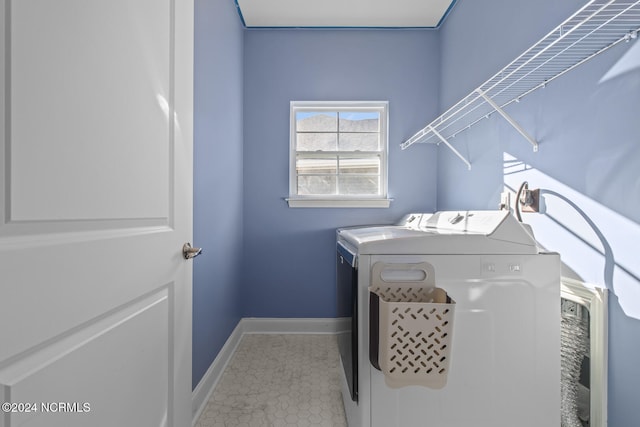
(429, 125, 472, 170)
(400, 126, 429, 150)
(476, 89, 539, 152)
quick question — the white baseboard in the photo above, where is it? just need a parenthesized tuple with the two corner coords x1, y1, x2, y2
(191, 317, 344, 425)
(241, 317, 347, 334)
(191, 322, 244, 425)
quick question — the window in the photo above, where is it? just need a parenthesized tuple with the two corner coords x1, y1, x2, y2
(287, 101, 390, 208)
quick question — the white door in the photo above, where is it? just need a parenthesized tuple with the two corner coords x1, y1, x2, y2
(0, 0, 193, 426)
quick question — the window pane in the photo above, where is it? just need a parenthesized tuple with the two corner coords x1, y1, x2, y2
(298, 175, 336, 195)
(296, 112, 337, 132)
(296, 133, 338, 151)
(290, 102, 388, 202)
(296, 156, 337, 175)
(339, 176, 379, 195)
(339, 112, 379, 132)
(339, 157, 380, 174)
(339, 133, 379, 151)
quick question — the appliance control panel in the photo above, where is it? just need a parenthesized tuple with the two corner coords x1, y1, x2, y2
(401, 210, 510, 235)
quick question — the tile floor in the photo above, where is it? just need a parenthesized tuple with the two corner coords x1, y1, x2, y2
(195, 334, 348, 427)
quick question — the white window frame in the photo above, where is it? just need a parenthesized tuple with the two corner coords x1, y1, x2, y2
(287, 101, 391, 208)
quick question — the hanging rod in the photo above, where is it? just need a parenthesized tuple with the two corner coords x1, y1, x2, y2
(400, 0, 640, 163)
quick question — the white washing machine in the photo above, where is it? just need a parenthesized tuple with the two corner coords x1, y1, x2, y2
(336, 210, 560, 427)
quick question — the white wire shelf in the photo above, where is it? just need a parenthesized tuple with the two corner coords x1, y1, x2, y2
(400, 0, 640, 168)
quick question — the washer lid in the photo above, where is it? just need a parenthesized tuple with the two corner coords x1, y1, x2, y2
(337, 210, 540, 255)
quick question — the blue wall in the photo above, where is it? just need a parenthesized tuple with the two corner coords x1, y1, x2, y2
(436, 0, 640, 425)
(242, 29, 440, 317)
(194, 3, 640, 423)
(192, 0, 244, 388)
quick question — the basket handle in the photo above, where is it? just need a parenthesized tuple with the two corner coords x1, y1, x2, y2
(371, 262, 436, 289)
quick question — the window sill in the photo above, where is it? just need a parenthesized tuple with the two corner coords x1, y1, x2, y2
(285, 198, 392, 208)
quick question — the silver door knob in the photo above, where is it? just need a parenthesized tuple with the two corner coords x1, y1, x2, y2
(183, 243, 202, 260)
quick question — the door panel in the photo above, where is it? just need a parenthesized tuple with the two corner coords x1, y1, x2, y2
(0, 0, 193, 426)
(4, 290, 170, 427)
(7, 0, 171, 223)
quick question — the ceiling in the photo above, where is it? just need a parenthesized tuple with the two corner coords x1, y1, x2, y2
(235, 0, 457, 28)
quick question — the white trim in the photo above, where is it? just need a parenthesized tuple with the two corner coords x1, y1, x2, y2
(286, 198, 392, 208)
(191, 317, 346, 426)
(191, 322, 244, 425)
(561, 277, 608, 427)
(289, 101, 389, 207)
(241, 317, 348, 334)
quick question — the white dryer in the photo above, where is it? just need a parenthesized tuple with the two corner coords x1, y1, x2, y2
(336, 210, 560, 427)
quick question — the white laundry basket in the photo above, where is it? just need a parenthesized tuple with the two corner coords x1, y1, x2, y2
(369, 262, 456, 389)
